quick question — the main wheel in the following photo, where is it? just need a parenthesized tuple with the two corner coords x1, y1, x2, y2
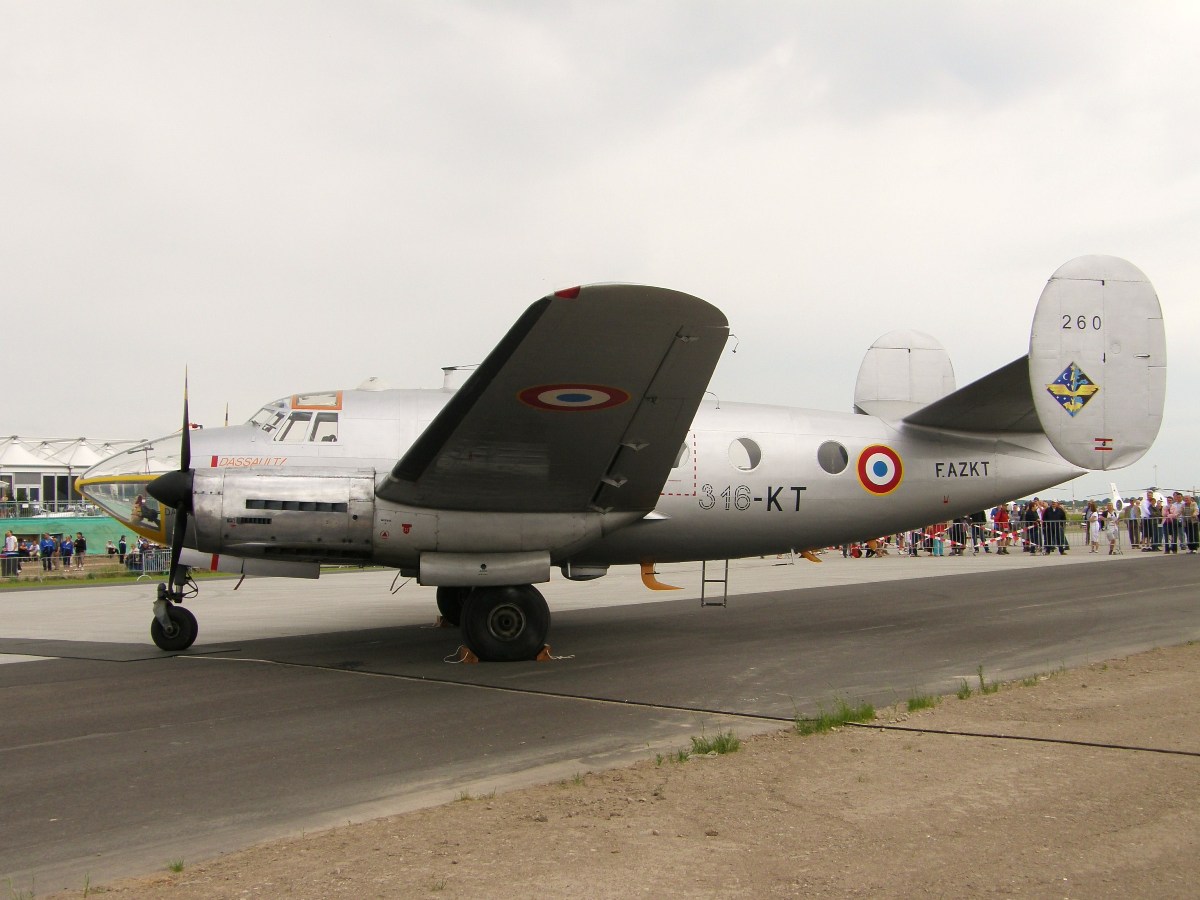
(150, 604, 198, 651)
(436, 586, 471, 627)
(460, 585, 549, 662)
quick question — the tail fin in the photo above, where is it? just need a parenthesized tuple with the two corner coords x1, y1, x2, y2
(1029, 256, 1165, 470)
(903, 256, 1166, 472)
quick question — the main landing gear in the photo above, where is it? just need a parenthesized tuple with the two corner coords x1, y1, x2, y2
(440, 584, 550, 662)
(151, 579, 199, 652)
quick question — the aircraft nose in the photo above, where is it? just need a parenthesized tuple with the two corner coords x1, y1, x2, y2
(75, 435, 183, 541)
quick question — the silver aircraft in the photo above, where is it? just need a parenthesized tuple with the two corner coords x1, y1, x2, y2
(78, 255, 1166, 661)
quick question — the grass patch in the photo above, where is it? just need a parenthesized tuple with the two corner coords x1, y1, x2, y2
(167, 859, 184, 873)
(977, 665, 1000, 695)
(690, 729, 741, 755)
(956, 679, 973, 700)
(906, 692, 939, 712)
(795, 699, 875, 735)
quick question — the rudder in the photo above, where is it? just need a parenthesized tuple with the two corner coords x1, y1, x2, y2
(1029, 255, 1166, 470)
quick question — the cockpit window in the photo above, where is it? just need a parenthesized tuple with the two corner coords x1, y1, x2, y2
(249, 404, 287, 433)
(276, 411, 313, 442)
(312, 412, 339, 443)
(292, 391, 342, 410)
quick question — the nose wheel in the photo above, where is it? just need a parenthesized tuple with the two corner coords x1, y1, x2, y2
(151, 582, 199, 651)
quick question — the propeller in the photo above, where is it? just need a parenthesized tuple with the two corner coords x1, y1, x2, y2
(147, 376, 195, 594)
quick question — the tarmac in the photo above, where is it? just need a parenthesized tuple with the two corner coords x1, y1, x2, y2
(2, 538, 1198, 893)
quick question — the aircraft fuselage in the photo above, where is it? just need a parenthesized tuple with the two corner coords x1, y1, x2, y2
(82, 385, 1081, 575)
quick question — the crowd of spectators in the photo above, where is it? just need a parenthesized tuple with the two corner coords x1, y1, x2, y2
(1, 532, 160, 577)
(843, 489, 1200, 558)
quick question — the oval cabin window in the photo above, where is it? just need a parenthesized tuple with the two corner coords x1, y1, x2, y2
(728, 437, 762, 471)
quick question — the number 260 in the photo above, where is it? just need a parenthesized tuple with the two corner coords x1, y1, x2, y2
(1062, 314, 1102, 330)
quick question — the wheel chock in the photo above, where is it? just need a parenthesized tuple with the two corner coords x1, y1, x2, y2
(640, 562, 681, 591)
(800, 550, 822, 564)
(448, 645, 479, 664)
(434, 615, 456, 629)
(536, 645, 554, 662)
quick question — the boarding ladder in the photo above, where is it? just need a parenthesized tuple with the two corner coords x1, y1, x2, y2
(700, 559, 729, 607)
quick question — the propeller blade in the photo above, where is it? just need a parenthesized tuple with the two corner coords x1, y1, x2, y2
(169, 505, 189, 588)
(180, 372, 191, 472)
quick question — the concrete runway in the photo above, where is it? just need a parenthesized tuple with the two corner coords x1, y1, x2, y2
(2, 550, 1198, 892)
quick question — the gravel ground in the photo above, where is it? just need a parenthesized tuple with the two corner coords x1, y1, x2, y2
(65, 641, 1200, 899)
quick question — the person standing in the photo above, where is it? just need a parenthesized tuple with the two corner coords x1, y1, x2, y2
(994, 503, 1011, 554)
(117, 534, 127, 565)
(1103, 503, 1119, 554)
(74, 531, 86, 569)
(1183, 496, 1199, 553)
(1086, 501, 1101, 553)
(1126, 498, 1142, 549)
(2, 529, 16, 576)
(39, 533, 55, 571)
(60, 533, 74, 569)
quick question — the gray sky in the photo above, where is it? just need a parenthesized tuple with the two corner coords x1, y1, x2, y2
(2, 1, 1197, 501)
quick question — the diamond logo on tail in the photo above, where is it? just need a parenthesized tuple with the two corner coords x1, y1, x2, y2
(1046, 362, 1099, 417)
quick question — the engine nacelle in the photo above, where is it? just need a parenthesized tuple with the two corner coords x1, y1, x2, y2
(191, 467, 376, 564)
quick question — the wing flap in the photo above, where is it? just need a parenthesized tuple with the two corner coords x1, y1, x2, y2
(377, 285, 728, 512)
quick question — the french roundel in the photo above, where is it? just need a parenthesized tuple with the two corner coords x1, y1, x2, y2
(518, 383, 630, 411)
(856, 444, 904, 495)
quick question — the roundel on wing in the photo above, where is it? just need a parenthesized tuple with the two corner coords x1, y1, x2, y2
(856, 444, 904, 495)
(518, 383, 630, 411)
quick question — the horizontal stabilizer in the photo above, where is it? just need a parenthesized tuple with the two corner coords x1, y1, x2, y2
(903, 356, 1038, 432)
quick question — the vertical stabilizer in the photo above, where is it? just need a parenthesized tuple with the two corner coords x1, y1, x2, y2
(1029, 256, 1165, 470)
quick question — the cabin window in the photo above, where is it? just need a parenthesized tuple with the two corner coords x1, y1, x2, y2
(728, 437, 761, 471)
(817, 441, 849, 474)
(276, 411, 312, 442)
(672, 442, 690, 468)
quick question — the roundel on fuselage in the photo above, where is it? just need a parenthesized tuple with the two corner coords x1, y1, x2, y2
(856, 444, 903, 495)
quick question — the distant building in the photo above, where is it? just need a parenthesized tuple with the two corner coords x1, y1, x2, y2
(0, 437, 145, 515)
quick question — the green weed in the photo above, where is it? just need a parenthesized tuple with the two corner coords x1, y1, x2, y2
(906, 692, 939, 712)
(956, 679, 973, 700)
(167, 859, 184, 873)
(977, 665, 1000, 695)
(795, 699, 875, 735)
(690, 730, 741, 755)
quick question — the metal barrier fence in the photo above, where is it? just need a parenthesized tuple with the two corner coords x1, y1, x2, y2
(0, 501, 104, 518)
(125, 548, 171, 575)
(853, 516, 1200, 556)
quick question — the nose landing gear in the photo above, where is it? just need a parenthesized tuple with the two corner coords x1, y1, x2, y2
(151, 579, 199, 651)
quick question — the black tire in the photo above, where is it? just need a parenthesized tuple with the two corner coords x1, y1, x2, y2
(460, 585, 549, 662)
(150, 604, 198, 651)
(436, 586, 471, 627)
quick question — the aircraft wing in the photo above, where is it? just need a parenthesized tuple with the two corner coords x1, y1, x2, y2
(375, 285, 729, 513)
